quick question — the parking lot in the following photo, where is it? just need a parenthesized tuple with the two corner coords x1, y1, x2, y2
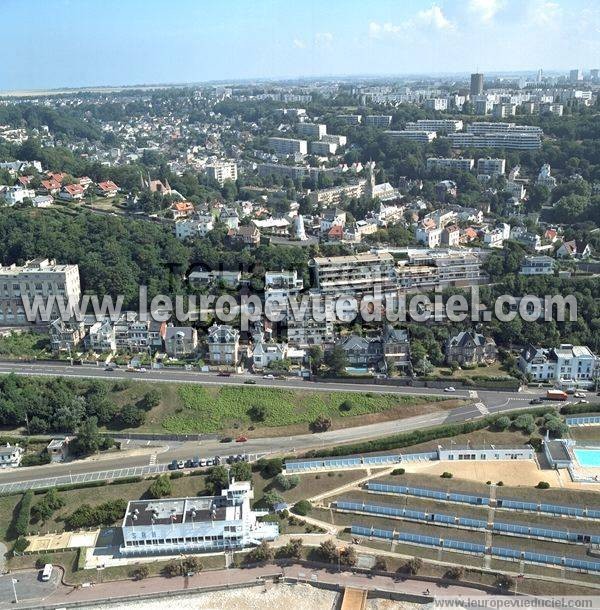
(0, 568, 61, 607)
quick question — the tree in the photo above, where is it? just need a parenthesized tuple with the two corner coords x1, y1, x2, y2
(139, 390, 160, 411)
(276, 473, 299, 490)
(147, 474, 172, 499)
(246, 540, 273, 563)
(230, 461, 252, 481)
(373, 556, 388, 571)
(248, 404, 267, 422)
(292, 500, 312, 516)
(339, 545, 357, 567)
(444, 566, 464, 580)
(494, 574, 515, 591)
(339, 399, 353, 412)
(310, 414, 332, 433)
(325, 345, 348, 376)
(494, 416, 511, 431)
(118, 404, 146, 428)
(306, 345, 323, 373)
(131, 565, 150, 580)
(262, 490, 284, 509)
(205, 466, 229, 495)
(277, 537, 303, 560)
(403, 557, 423, 575)
(318, 539, 339, 563)
(258, 458, 283, 477)
(72, 416, 103, 456)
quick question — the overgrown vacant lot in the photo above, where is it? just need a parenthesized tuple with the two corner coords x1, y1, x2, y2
(161, 385, 451, 434)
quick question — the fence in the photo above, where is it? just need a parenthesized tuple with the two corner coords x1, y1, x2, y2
(284, 451, 437, 473)
(365, 482, 600, 519)
(337, 500, 599, 545)
(351, 525, 600, 573)
(566, 415, 600, 426)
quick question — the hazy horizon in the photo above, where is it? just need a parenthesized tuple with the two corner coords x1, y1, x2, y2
(3, 0, 599, 92)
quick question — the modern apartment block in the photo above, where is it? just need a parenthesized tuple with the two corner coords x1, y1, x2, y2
(519, 344, 598, 387)
(470, 73, 484, 96)
(0, 258, 81, 325)
(427, 157, 474, 172)
(424, 98, 448, 111)
(267, 137, 308, 155)
(364, 115, 392, 127)
(449, 130, 542, 150)
(466, 122, 542, 135)
(286, 292, 335, 347)
(336, 114, 362, 125)
(477, 157, 506, 176)
(310, 252, 397, 297)
(384, 130, 437, 143)
(321, 134, 347, 146)
(406, 119, 463, 134)
(309, 140, 337, 155)
(297, 122, 327, 139)
(205, 160, 238, 186)
(120, 481, 279, 556)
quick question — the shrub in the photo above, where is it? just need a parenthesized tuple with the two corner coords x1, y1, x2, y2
(497, 481, 504, 486)
(440, 472, 453, 479)
(339, 399, 353, 412)
(444, 566, 464, 580)
(276, 473, 299, 490)
(65, 499, 127, 529)
(163, 562, 181, 578)
(276, 537, 303, 560)
(310, 414, 332, 433)
(258, 458, 283, 478)
(494, 574, 515, 591)
(494, 416, 511, 431)
(248, 405, 267, 422)
(131, 565, 150, 580)
(31, 489, 65, 523)
(35, 555, 51, 569)
(262, 490, 284, 509)
(147, 475, 172, 499)
(318, 539, 339, 563)
(246, 540, 273, 563)
(403, 557, 423, 575)
(292, 500, 312, 516)
(230, 461, 252, 481)
(339, 545, 357, 567)
(536, 481, 550, 489)
(170, 471, 184, 479)
(391, 468, 405, 475)
(14, 490, 33, 537)
(513, 414, 536, 434)
(373, 555, 388, 571)
(12, 537, 29, 554)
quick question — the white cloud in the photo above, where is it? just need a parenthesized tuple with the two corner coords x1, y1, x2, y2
(368, 4, 455, 39)
(527, 0, 561, 26)
(416, 4, 455, 30)
(293, 38, 306, 49)
(468, 0, 505, 24)
(315, 32, 334, 47)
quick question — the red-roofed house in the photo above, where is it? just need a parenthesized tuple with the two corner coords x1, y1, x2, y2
(170, 201, 195, 219)
(96, 180, 119, 197)
(59, 184, 85, 201)
(41, 179, 61, 195)
(460, 227, 479, 244)
(327, 224, 344, 241)
(78, 176, 93, 189)
(47, 172, 67, 183)
(544, 228, 558, 242)
(18, 175, 33, 187)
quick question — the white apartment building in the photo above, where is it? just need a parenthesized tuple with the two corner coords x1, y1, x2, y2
(536, 164, 557, 190)
(466, 122, 543, 135)
(519, 344, 598, 387)
(477, 158, 506, 176)
(267, 137, 308, 156)
(520, 255, 555, 275)
(427, 157, 474, 172)
(365, 115, 392, 127)
(88, 319, 117, 353)
(448, 131, 541, 150)
(321, 134, 347, 147)
(297, 123, 327, 139)
(309, 140, 337, 155)
(384, 130, 437, 143)
(205, 161, 238, 186)
(0, 258, 81, 326)
(483, 223, 510, 248)
(207, 324, 240, 365)
(174, 215, 214, 240)
(286, 292, 335, 347)
(415, 225, 442, 248)
(406, 119, 463, 134)
(424, 98, 448, 111)
(264, 270, 304, 320)
(0, 443, 24, 468)
(336, 114, 362, 125)
(310, 252, 397, 297)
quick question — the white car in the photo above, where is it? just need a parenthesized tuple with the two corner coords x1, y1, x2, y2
(576, 399, 589, 404)
(444, 386, 456, 392)
(262, 374, 274, 379)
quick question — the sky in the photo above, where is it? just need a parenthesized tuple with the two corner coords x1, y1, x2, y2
(2, 0, 599, 91)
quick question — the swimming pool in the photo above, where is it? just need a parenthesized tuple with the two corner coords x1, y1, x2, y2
(574, 448, 600, 468)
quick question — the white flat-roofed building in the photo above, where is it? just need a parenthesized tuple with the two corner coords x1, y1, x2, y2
(174, 215, 214, 240)
(0, 258, 81, 326)
(466, 122, 542, 135)
(310, 251, 397, 297)
(267, 137, 307, 156)
(424, 98, 448, 111)
(188, 268, 241, 288)
(297, 123, 327, 139)
(309, 140, 337, 155)
(406, 119, 463, 134)
(384, 130, 437, 143)
(519, 343, 599, 386)
(437, 443, 534, 461)
(415, 225, 442, 248)
(336, 114, 362, 125)
(536, 164, 557, 190)
(520, 255, 555, 275)
(427, 157, 474, 172)
(286, 292, 334, 347)
(205, 161, 238, 186)
(321, 134, 347, 147)
(477, 158, 506, 176)
(265, 269, 304, 321)
(0, 443, 24, 468)
(121, 481, 278, 555)
(365, 115, 392, 127)
(449, 131, 541, 150)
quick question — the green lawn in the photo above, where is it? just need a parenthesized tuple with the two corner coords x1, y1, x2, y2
(161, 386, 445, 434)
(0, 331, 52, 359)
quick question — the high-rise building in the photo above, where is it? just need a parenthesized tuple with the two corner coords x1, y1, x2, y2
(205, 160, 238, 186)
(590, 69, 599, 81)
(267, 137, 308, 156)
(570, 69, 583, 83)
(470, 73, 484, 96)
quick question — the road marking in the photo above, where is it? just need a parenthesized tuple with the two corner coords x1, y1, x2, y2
(474, 402, 490, 415)
(149, 454, 157, 465)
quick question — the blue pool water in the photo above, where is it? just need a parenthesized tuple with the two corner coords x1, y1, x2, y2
(574, 448, 600, 467)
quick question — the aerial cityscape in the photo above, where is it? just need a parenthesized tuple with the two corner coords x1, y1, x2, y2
(0, 1, 599, 609)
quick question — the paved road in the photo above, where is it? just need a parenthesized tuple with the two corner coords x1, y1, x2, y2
(0, 360, 557, 493)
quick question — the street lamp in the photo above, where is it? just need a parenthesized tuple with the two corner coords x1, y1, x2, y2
(10, 577, 19, 604)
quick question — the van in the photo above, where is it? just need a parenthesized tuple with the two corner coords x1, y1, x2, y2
(41, 564, 53, 581)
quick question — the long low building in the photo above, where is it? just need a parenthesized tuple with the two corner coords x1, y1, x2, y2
(448, 131, 542, 150)
(121, 481, 278, 555)
(437, 444, 535, 461)
(384, 130, 437, 143)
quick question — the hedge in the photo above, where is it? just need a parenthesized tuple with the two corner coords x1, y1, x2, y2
(307, 407, 554, 458)
(13, 490, 34, 538)
(560, 404, 600, 415)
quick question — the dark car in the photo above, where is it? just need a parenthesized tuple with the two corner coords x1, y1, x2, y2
(529, 398, 543, 405)
(190, 456, 200, 467)
(217, 372, 231, 377)
(244, 379, 257, 385)
(220, 436, 233, 443)
(168, 459, 178, 470)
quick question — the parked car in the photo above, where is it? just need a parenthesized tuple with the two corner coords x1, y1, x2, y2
(168, 459, 178, 470)
(236, 436, 248, 443)
(529, 398, 543, 405)
(213, 456, 222, 465)
(220, 436, 233, 443)
(217, 372, 231, 377)
(244, 379, 256, 385)
(444, 386, 456, 392)
(190, 457, 200, 467)
(177, 460, 186, 469)
(262, 374, 274, 379)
